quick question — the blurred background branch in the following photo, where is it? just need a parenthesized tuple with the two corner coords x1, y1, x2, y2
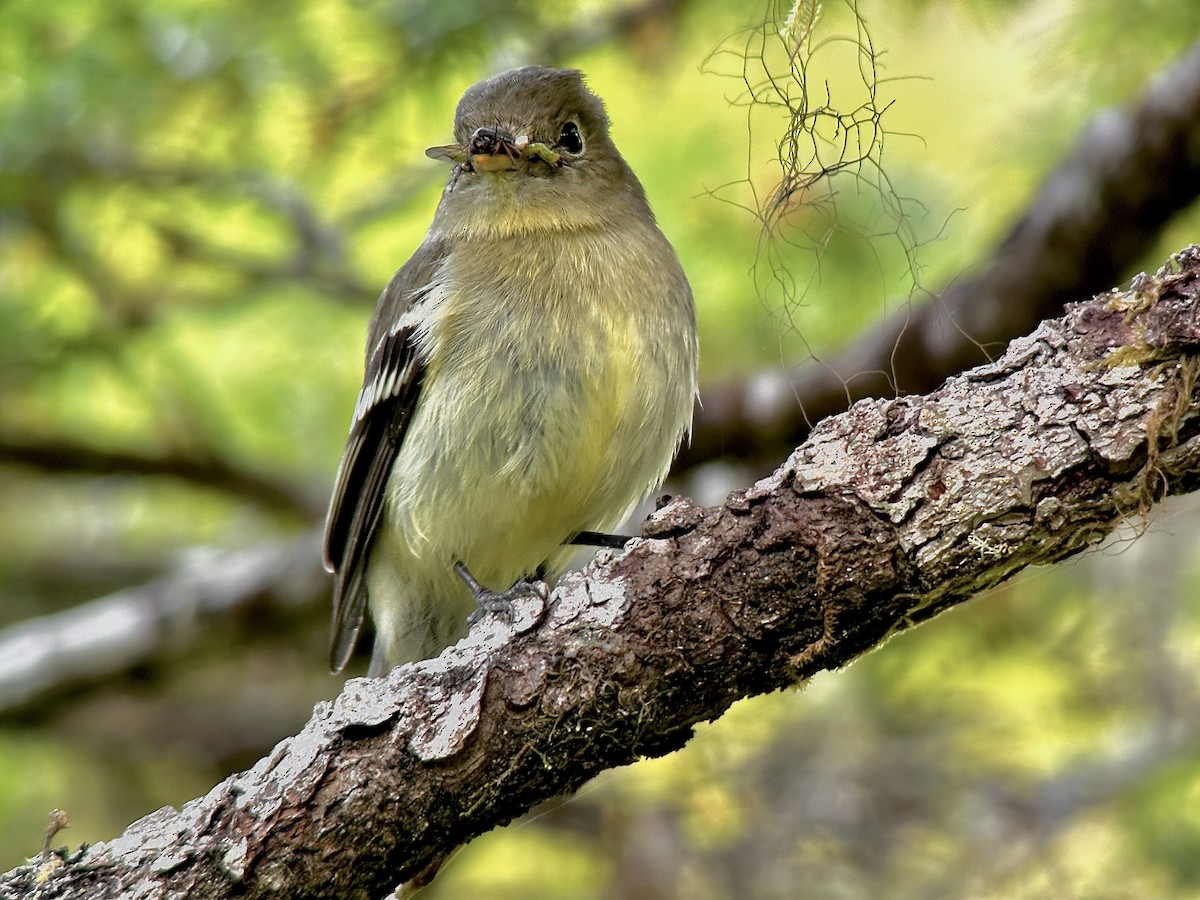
(0, 531, 323, 716)
(0, 433, 321, 518)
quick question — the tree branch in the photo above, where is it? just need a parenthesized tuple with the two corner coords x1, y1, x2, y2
(8, 246, 1200, 898)
(679, 37, 1200, 472)
(0, 533, 325, 715)
(0, 435, 322, 520)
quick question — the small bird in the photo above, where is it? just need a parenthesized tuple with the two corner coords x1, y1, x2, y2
(323, 67, 698, 675)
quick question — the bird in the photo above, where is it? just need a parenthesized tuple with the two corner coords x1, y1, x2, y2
(322, 66, 698, 676)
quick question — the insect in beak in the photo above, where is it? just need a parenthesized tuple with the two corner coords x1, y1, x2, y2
(426, 127, 561, 171)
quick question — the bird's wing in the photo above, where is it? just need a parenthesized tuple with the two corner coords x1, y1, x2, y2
(323, 238, 447, 673)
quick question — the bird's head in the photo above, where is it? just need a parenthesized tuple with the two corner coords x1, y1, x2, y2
(425, 67, 646, 237)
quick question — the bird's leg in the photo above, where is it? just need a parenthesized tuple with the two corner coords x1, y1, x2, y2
(455, 561, 549, 627)
(568, 530, 634, 549)
(454, 531, 632, 631)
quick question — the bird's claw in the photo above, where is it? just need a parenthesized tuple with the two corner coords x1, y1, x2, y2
(456, 561, 548, 627)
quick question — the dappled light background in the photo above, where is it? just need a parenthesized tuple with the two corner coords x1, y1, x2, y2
(4, 0, 1200, 895)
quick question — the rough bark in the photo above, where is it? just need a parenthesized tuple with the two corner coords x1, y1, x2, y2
(7, 246, 1200, 900)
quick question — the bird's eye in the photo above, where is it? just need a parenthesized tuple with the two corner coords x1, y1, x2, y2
(555, 122, 584, 154)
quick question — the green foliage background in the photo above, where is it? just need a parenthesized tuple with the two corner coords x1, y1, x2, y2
(3, 0, 1200, 895)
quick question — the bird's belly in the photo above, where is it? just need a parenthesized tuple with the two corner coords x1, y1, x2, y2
(382, 318, 676, 590)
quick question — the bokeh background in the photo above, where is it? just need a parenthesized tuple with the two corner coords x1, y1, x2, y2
(4, 0, 1200, 896)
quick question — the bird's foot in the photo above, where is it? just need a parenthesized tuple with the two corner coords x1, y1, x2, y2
(455, 561, 549, 628)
